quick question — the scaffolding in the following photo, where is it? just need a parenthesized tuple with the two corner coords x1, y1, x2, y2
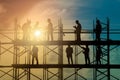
(0, 18, 120, 80)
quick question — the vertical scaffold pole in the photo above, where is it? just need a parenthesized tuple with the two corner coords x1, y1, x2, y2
(43, 46, 47, 80)
(75, 45, 78, 80)
(13, 18, 18, 80)
(93, 20, 97, 80)
(27, 47, 31, 80)
(58, 18, 63, 80)
(107, 17, 110, 80)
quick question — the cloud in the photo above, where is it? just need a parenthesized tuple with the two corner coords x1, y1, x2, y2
(0, 4, 6, 14)
(20, 0, 77, 28)
(0, 0, 41, 28)
(0, 0, 92, 29)
(0, 0, 76, 28)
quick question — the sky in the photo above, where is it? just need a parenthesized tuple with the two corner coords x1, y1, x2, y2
(0, 0, 120, 80)
(0, 0, 120, 29)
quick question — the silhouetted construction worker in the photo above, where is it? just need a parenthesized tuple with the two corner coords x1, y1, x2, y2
(34, 21, 39, 30)
(32, 45, 39, 64)
(96, 45, 102, 65)
(22, 20, 31, 40)
(33, 22, 40, 40)
(14, 18, 21, 31)
(73, 20, 82, 41)
(14, 19, 21, 39)
(94, 19, 102, 41)
(47, 18, 53, 41)
(80, 45, 90, 64)
(66, 45, 73, 64)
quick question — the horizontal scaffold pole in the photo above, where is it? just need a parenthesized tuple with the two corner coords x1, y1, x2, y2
(12, 40, 120, 45)
(12, 64, 120, 69)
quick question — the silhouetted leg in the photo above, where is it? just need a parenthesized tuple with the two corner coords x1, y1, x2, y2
(96, 60, 98, 65)
(96, 59, 99, 65)
(75, 31, 77, 41)
(77, 33, 79, 41)
(47, 32, 49, 41)
(32, 57, 34, 65)
(67, 57, 70, 64)
(51, 31, 53, 41)
(96, 57, 98, 65)
(79, 31, 81, 41)
(85, 55, 87, 64)
(36, 57, 39, 64)
(99, 58, 101, 64)
(71, 56, 73, 64)
(48, 34, 49, 41)
(77, 32, 80, 41)
(96, 33, 100, 41)
(88, 57, 90, 64)
(87, 56, 90, 64)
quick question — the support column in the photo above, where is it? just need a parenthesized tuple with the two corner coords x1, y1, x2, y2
(58, 18, 63, 80)
(107, 17, 110, 80)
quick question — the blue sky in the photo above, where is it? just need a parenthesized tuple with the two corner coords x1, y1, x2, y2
(70, 0, 120, 29)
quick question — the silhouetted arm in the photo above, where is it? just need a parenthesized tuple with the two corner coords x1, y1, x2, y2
(73, 26, 77, 29)
(79, 45, 85, 50)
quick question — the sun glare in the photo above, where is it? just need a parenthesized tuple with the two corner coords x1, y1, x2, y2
(34, 30, 41, 37)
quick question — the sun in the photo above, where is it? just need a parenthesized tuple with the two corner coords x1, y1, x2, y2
(34, 30, 42, 38)
(34, 30, 41, 37)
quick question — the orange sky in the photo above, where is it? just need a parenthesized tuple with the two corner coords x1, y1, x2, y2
(0, 0, 75, 29)
(0, 0, 41, 28)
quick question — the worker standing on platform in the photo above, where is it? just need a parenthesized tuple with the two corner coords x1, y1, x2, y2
(73, 20, 82, 41)
(94, 19, 102, 41)
(33, 21, 40, 31)
(94, 19, 102, 64)
(22, 20, 31, 40)
(47, 18, 53, 41)
(33, 21, 40, 40)
(80, 45, 90, 64)
(32, 45, 39, 65)
(66, 45, 73, 64)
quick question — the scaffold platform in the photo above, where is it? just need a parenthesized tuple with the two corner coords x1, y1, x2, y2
(9, 40, 120, 45)
(12, 64, 120, 69)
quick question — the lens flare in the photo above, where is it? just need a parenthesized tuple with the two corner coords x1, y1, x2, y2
(34, 30, 41, 37)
